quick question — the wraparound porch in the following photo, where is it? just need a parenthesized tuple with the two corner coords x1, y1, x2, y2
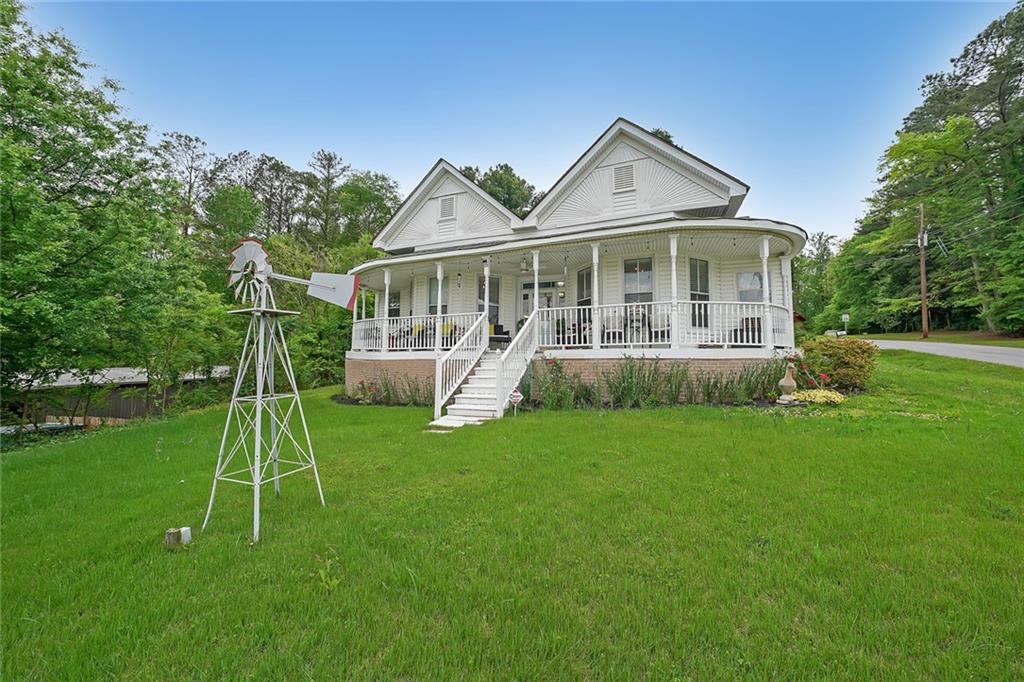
(348, 224, 800, 419)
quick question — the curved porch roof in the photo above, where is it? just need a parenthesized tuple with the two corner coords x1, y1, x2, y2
(350, 216, 806, 288)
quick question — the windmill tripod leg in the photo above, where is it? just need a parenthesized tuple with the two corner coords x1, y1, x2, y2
(203, 315, 255, 532)
(274, 318, 326, 507)
(269, 332, 280, 498)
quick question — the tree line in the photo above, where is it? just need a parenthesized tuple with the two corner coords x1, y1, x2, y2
(795, 3, 1024, 336)
(0, 1, 394, 422)
(1, 1, 547, 424)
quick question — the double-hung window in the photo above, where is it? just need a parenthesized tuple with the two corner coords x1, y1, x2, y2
(737, 272, 769, 303)
(690, 258, 710, 327)
(576, 267, 593, 307)
(623, 258, 653, 304)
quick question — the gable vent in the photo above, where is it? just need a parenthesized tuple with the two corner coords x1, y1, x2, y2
(613, 164, 635, 193)
(439, 195, 456, 221)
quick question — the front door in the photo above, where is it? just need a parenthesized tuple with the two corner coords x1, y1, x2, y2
(522, 289, 555, 317)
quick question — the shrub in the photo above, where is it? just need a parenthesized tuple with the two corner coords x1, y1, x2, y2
(794, 388, 845, 405)
(352, 374, 430, 406)
(604, 358, 663, 409)
(799, 337, 879, 390)
(532, 359, 596, 410)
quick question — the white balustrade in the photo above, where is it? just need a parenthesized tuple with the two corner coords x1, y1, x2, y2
(353, 312, 479, 352)
(434, 313, 488, 418)
(356, 302, 793, 356)
(495, 310, 539, 416)
(532, 301, 792, 350)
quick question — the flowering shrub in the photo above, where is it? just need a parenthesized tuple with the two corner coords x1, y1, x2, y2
(798, 337, 879, 390)
(793, 389, 845, 405)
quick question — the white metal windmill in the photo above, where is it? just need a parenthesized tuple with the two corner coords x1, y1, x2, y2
(202, 239, 359, 543)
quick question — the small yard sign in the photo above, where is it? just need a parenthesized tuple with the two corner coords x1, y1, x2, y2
(509, 387, 523, 415)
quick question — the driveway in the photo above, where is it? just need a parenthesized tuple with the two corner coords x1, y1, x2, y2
(871, 340, 1024, 368)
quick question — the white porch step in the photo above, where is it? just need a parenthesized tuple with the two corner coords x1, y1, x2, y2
(453, 394, 496, 406)
(459, 385, 496, 397)
(446, 405, 500, 419)
(428, 415, 487, 429)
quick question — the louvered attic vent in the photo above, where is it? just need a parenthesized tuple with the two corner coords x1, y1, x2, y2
(439, 196, 456, 221)
(613, 164, 635, 192)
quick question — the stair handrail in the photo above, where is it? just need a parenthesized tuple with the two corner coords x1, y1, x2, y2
(433, 312, 488, 419)
(494, 309, 539, 417)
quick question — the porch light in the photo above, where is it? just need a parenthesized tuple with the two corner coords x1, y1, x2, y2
(556, 281, 565, 288)
(456, 273, 462, 288)
(520, 257, 528, 273)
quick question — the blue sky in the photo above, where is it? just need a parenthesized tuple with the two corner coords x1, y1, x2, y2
(29, 1, 1013, 238)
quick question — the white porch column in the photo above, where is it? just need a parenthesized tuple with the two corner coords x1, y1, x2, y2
(360, 288, 366, 319)
(482, 257, 491, 328)
(760, 236, 774, 349)
(781, 255, 794, 347)
(353, 287, 360, 322)
(531, 250, 540, 313)
(669, 234, 679, 349)
(382, 269, 391, 354)
(591, 243, 601, 350)
(434, 262, 444, 352)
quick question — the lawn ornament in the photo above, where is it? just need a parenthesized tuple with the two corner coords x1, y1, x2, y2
(776, 362, 797, 405)
(202, 239, 359, 542)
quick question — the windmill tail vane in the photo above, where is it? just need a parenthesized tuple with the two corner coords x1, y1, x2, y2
(202, 239, 358, 543)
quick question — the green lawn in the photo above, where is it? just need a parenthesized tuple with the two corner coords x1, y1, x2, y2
(3, 352, 1023, 678)
(852, 330, 1024, 348)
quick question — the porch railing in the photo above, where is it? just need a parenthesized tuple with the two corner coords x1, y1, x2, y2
(434, 313, 488, 419)
(352, 312, 479, 352)
(535, 301, 793, 349)
(495, 309, 539, 417)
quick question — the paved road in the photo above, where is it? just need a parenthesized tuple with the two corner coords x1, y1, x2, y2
(871, 340, 1024, 368)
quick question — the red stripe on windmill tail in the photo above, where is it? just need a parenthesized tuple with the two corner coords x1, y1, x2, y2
(307, 273, 360, 310)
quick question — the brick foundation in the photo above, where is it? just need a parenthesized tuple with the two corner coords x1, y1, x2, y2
(344, 356, 435, 396)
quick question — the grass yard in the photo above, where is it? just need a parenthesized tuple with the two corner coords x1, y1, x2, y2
(2, 352, 1023, 678)
(852, 330, 1024, 348)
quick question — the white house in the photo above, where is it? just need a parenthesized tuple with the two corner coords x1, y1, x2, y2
(346, 118, 805, 425)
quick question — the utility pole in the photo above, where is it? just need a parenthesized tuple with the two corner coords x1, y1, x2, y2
(918, 203, 929, 339)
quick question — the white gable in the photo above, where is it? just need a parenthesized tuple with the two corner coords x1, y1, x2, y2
(376, 163, 516, 251)
(537, 138, 731, 230)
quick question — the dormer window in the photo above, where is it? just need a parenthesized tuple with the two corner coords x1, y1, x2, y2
(613, 163, 635, 193)
(439, 195, 456, 222)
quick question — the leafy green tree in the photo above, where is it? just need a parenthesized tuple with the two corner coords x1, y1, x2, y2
(300, 149, 350, 245)
(0, 1, 234, 423)
(194, 184, 263, 293)
(824, 3, 1024, 335)
(157, 132, 211, 236)
(460, 163, 540, 218)
(650, 127, 674, 144)
(793, 232, 837, 322)
(338, 170, 401, 243)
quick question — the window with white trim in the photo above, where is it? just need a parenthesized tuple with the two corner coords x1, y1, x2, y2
(576, 267, 592, 306)
(623, 258, 653, 303)
(690, 258, 710, 328)
(612, 163, 635, 193)
(737, 272, 770, 302)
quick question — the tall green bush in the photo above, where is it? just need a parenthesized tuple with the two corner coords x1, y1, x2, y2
(798, 337, 879, 390)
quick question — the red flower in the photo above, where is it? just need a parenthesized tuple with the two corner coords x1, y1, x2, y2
(809, 378, 818, 387)
(546, 359, 555, 365)
(819, 373, 830, 381)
